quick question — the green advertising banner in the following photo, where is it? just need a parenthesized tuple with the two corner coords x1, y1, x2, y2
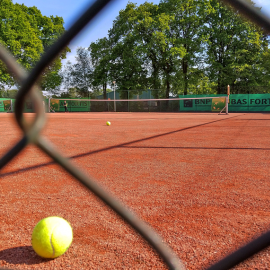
(50, 99, 60, 111)
(0, 99, 5, 112)
(0, 98, 13, 112)
(24, 99, 34, 112)
(229, 94, 270, 111)
(179, 94, 226, 112)
(51, 99, 91, 112)
(211, 97, 226, 112)
(1, 94, 270, 113)
(179, 94, 270, 112)
(23, 99, 49, 113)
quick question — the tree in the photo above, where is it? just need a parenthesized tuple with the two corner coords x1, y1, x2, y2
(258, 46, 270, 87)
(61, 48, 92, 97)
(61, 60, 73, 92)
(203, 0, 269, 93)
(51, 87, 80, 99)
(0, 0, 42, 87)
(106, 0, 270, 95)
(109, 33, 148, 99)
(89, 37, 111, 99)
(70, 47, 92, 97)
(0, 89, 18, 98)
(108, 2, 186, 99)
(56, 0, 270, 99)
(0, 0, 69, 91)
(159, 0, 207, 95)
(108, 3, 150, 98)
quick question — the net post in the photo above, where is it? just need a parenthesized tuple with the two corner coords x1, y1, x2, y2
(113, 81, 116, 112)
(226, 85, 230, 115)
(226, 96, 229, 114)
(48, 98, 51, 113)
(10, 99, 13, 112)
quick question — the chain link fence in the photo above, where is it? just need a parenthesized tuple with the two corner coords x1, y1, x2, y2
(0, 0, 270, 269)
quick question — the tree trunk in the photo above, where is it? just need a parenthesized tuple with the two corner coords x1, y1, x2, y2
(182, 58, 188, 95)
(182, 42, 188, 95)
(165, 77, 170, 111)
(151, 59, 160, 98)
(217, 70, 221, 94)
(103, 83, 107, 111)
(166, 78, 170, 99)
(103, 83, 107, 99)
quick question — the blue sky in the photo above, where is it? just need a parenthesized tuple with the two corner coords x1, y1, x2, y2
(13, 0, 270, 65)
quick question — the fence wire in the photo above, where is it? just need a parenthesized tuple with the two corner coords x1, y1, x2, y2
(0, 0, 269, 269)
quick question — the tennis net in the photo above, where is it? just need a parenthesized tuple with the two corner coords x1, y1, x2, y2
(49, 96, 229, 113)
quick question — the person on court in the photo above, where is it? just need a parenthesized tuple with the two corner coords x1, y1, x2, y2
(64, 100, 68, 112)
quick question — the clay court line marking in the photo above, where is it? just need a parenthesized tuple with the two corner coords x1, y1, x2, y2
(118, 146, 270, 150)
(0, 114, 245, 177)
(138, 119, 157, 121)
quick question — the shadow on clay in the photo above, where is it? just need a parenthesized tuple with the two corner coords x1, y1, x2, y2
(0, 246, 50, 265)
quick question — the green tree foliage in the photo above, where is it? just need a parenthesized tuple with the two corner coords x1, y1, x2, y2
(70, 47, 92, 97)
(108, 3, 150, 98)
(0, 0, 69, 91)
(51, 87, 80, 99)
(203, 0, 269, 93)
(0, 89, 18, 98)
(259, 47, 270, 87)
(62, 0, 270, 96)
(159, 0, 207, 95)
(109, 2, 186, 98)
(61, 47, 92, 97)
(89, 37, 112, 99)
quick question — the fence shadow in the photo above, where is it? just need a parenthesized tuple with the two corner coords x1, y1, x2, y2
(0, 246, 50, 265)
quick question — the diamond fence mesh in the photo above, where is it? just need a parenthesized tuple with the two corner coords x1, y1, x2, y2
(0, 0, 269, 269)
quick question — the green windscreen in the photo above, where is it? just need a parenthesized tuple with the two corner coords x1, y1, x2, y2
(211, 97, 226, 112)
(50, 99, 91, 112)
(179, 94, 270, 112)
(179, 95, 226, 112)
(229, 94, 270, 112)
(0, 99, 12, 112)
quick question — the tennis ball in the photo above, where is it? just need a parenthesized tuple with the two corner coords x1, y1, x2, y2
(106, 121, 111, 126)
(32, 216, 73, 259)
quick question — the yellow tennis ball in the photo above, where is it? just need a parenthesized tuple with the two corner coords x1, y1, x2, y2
(32, 216, 73, 259)
(106, 121, 111, 126)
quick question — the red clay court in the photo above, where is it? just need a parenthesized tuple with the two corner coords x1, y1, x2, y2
(0, 112, 269, 269)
